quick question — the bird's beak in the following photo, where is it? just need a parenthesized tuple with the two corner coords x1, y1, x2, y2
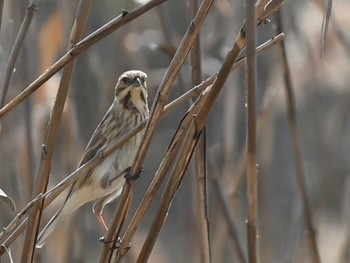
(132, 77, 142, 87)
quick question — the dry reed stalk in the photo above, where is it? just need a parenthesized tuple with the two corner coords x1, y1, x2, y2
(20, 1, 92, 262)
(275, 10, 321, 263)
(0, 0, 167, 120)
(194, 131, 210, 262)
(0, 0, 39, 107)
(190, 0, 210, 262)
(245, 0, 258, 261)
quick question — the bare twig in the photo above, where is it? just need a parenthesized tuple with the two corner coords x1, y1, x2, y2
(0, 0, 167, 119)
(275, 10, 321, 263)
(0, 0, 39, 107)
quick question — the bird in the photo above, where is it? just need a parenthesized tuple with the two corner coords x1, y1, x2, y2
(36, 70, 149, 248)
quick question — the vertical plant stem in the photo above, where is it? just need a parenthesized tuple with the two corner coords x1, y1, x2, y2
(20, 1, 92, 262)
(194, 131, 211, 262)
(245, 0, 258, 262)
(0, 0, 39, 107)
(190, 0, 210, 262)
(275, 10, 321, 263)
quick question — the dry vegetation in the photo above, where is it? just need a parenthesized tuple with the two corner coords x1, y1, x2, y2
(0, 0, 349, 262)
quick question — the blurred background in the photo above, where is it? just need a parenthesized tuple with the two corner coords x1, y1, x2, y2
(1, 0, 350, 262)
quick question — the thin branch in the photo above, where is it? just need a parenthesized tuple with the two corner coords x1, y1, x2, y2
(275, 10, 321, 263)
(0, 1, 38, 107)
(0, 0, 167, 119)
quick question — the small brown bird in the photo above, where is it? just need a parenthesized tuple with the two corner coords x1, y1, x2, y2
(36, 70, 149, 248)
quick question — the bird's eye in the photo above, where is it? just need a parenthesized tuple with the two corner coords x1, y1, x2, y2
(121, 76, 129, 83)
(139, 77, 146, 84)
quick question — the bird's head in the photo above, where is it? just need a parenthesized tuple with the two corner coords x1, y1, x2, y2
(115, 70, 148, 113)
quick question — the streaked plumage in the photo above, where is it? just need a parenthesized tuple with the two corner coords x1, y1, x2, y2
(36, 70, 149, 248)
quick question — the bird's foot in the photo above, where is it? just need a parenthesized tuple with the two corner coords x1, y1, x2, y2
(99, 236, 122, 249)
(124, 167, 143, 181)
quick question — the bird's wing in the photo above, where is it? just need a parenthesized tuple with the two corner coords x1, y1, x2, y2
(78, 106, 113, 167)
(65, 105, 113, 200)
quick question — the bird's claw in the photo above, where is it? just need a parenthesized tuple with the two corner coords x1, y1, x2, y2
(99, 236, 122, 249)
(124, 167, 143, 181)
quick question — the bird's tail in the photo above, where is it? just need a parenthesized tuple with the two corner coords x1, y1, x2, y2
(36, 185, 97, 248)
(36, 207, 65, 248)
